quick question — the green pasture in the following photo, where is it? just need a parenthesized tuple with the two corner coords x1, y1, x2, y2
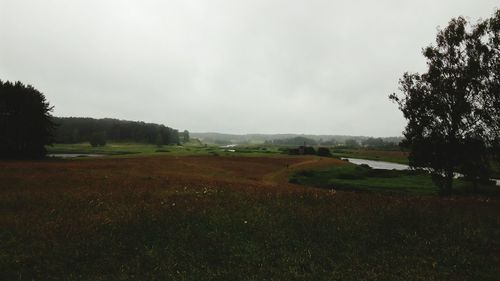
(46, 143, 284, 158)
(290, 162, 498, 196)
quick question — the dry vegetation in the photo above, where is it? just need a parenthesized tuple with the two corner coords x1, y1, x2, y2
(1, 155, 499, 280)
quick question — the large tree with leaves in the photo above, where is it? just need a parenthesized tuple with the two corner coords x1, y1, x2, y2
(0, 80, 55, 158)
(390, 10, 500, 195)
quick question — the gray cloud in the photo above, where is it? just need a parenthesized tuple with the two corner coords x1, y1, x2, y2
(1, 0, 498, 136)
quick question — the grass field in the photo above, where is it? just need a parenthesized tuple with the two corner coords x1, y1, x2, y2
(289, 161, 500, 196)
(47, 143, 500, 179)
(46, 143, 284, 157)
(1, 154, 499, 280)
(330, 148, 409, 164)
(329, 148, 500, 180)
(290, 163, 437, 195)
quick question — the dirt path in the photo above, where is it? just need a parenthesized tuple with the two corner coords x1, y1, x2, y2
(262, 156, 345, 186)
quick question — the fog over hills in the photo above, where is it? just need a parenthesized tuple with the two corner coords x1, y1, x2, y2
(191, 132, 403, 145)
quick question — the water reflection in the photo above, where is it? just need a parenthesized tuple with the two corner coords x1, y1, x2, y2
(342, 158, 500, 186)
(342, 158, 409, 170)
(48, 154, 104, 158)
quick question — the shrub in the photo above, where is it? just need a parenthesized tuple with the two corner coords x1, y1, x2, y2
(90, 132, 106, 147)
(317, 147, 332, 157)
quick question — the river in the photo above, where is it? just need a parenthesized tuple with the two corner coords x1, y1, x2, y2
(342, 157, 500, 186)
(48, 154, 104, 158)
(342, 158, 409, 170)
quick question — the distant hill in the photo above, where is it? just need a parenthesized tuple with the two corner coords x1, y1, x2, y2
(191, 132, 403, 146)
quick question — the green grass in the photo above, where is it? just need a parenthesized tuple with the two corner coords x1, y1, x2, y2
(290, 162, 498, 196)
(48, 142, 164, 155)
(47, 144, 500, 184)
(329, 147, 500, 181)
(330, 148, 409, 164)
(46, 143, 284, 157)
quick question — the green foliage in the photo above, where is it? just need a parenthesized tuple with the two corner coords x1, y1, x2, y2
(155, 132, 163, 147)
(390, 10, 500, 194)
(317, 147, 332, 157)
(362, 137, 399, 149)
(0, 80, 55, 158)
(319, 138, 337, 146)
(344, 139, 359, 148)
(288, 146, 316, 155)
(182, 130, 190, 143)
(53, 117, 180, 145)
(266, 136, 318, 146)
(89, 131, 106, 147)
(47, 143, 286, 158)
(288, 163, 491, 195)
(331, 148, 409, 164)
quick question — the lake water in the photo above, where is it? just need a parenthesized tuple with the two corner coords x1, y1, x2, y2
(48, 154, 104, 158)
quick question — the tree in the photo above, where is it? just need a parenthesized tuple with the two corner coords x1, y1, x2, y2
(344, 139, 359, 148)
(90, 132, 106, 147)
(270, 136, 318, 146)
(362, 137, 385, 148)
(155, 132, 163, 147)
(182, 130, 190, 143)
(0, 80, 55, 158)
(52, 117, 181, 145)
(317, 147, 332, 157)
(320, 138, 338, 146)
(390, 10, 500, 195)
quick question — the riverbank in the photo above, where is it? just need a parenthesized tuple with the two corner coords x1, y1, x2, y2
(290, 159, 500, 195)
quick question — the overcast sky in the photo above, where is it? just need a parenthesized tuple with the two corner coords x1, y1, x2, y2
(1, 1, 498, 136)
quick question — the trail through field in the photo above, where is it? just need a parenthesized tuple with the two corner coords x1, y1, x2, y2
(262, 157, 345, 186)
(0, 155, 346, 198)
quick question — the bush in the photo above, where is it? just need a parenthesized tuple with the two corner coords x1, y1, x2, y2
(317, 147, 332, 157)
(303, 146, 316, 155)
(90, 132, 106, 147)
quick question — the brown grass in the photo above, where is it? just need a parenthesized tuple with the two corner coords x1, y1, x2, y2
(1, 155, 499, 280)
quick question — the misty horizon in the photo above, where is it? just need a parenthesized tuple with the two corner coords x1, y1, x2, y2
(53, 115, 404, 138)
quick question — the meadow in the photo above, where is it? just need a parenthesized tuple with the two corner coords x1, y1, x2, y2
(289, 162, 500, 196)
(330, 148, 409, 164)
(46, 142, 284, 157)
(1, 152, 499, 280)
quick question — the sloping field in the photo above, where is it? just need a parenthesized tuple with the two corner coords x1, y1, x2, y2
(0, 155, 335, 191)
(1, 155, 499, 280)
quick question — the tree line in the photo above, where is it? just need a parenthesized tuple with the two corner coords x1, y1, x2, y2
(265, 136, 399, 149)
(1, 79, 186, 158)
(265, 136, 318, 146)
(53, 117, 182, 146)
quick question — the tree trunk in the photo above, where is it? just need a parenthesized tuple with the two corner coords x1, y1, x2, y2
(472, 179, 479, 194)
(442, 170, 454, 196)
